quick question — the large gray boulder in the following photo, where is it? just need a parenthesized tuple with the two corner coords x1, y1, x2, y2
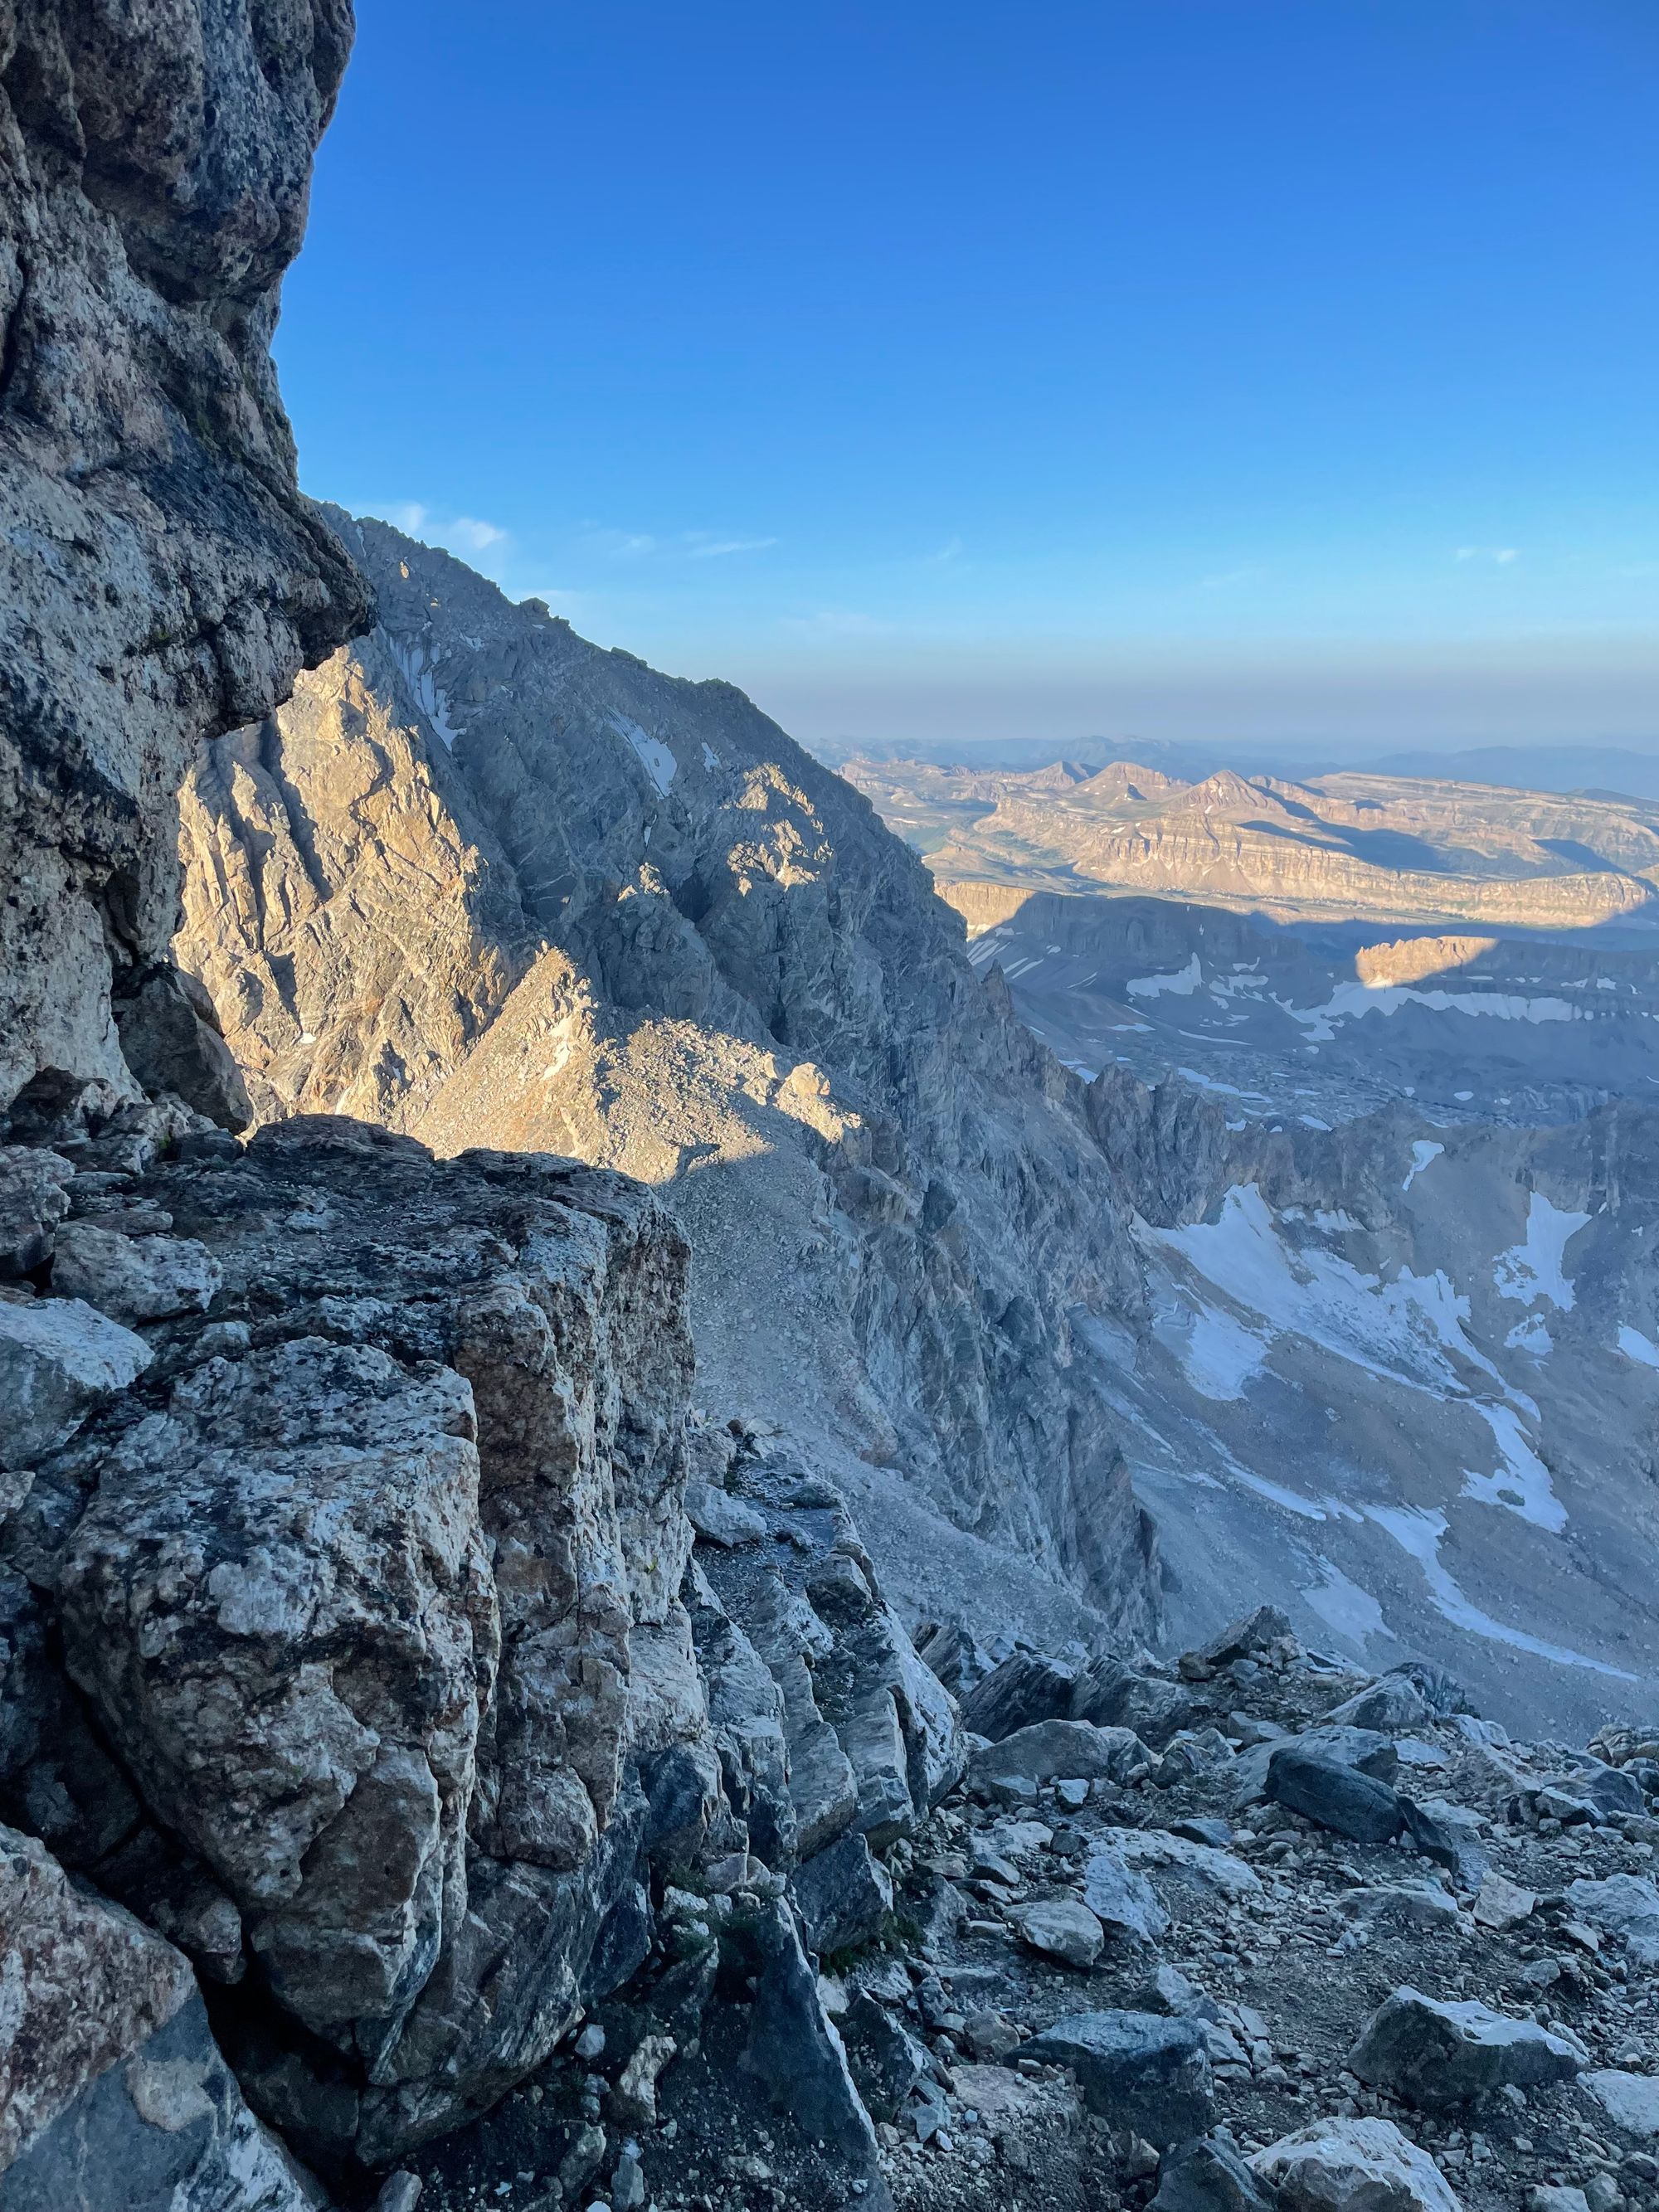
(1014, 1896, 1106, 1970)
(1152, 2133, 1277, 2212)
(1082, 1841, 1171, 1945)
(1325, 1676, 1436, 1733)
(1583, 2070, 1659, 2140)
(1537, 1760, 1645, 1822)
(0, 1821, 319, 2209)
(1348, 1987, 1586, 2107)
(1252, 2116, 1462, 2212)
(960, 1650, 1077, 1740)
(1187, 1605, 1297, 1674)
(1229, 1724, 1398, 1811)
(793, 1830, 894, 1957)
(1267, 1747, 1404, 1845)
(0, 1292, 151, 1463)
(48, 1223, 222, 1324)
(1565, 1874, 1659, 1966)
(1071, 1655, 1200, 1748)
(1018, 2010, 1216, 2145)
(971, 1718, 1150, 1789)
(1105, 1827, 1262, 1901)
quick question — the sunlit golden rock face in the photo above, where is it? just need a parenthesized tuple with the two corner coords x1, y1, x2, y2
(1354, 935, 1501, 988)
(177, 513, 1164, 1650)
(846, 756, 1659, 931)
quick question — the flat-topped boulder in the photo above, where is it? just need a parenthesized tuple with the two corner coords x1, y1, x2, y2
(1348, 1987, 1586, 2107)
(1018, 2010, 1215, 2144)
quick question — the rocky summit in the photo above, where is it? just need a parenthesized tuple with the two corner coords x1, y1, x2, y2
(1, 10, 1657, 2212)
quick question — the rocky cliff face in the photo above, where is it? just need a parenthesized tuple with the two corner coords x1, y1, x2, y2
(0, 1101, 962, 2202)
(0, 0, 369, 1124)
(10, 17, 1653, 2212)
(0, 39, 981, 2202)
(174, 516, 1162, 1650)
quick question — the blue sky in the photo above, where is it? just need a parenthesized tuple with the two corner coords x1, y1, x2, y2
(278, 0, 1658, 754)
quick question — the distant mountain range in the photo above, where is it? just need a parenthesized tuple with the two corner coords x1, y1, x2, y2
(818, 734, 1659, 805)
(840, 752, 1659, 936)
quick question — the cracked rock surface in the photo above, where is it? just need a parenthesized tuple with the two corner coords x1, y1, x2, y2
(0, 0, 368, 1119)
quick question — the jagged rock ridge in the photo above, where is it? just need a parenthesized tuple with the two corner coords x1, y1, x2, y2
(175, 514, 1162, 1647)
(170, 523, 1659, 1742)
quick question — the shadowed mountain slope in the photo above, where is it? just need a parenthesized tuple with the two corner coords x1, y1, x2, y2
(177, 513, 1163, 1650)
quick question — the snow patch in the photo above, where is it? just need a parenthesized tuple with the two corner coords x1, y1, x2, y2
(390, 637, 464, 749)
(1460, 1404, 1567, 1531)
(1175, 1067, 1268, 1101)
(1365, 1505, 1635, 1678)
(1290, 980, 1579, 1042)
(1618, 1325, 1659, 1370)
(1493, 1193, 1592, 1310)
(1127, 954, 1202, 999)
(610, 712, 678, 794)
(1403, 1140, 1444, 1193)
(1146, 1184, 1495, 1397)
(1506, 1313, 1552, 1357)
(1152, 1296, 1267, 1401)
(1301, 1560, 1394, 1650)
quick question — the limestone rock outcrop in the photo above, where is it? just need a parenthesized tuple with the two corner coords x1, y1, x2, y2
(3, 1117, 699, 2156)
(0, 1103, 965, 2189)
(0, 0, 368, 1121)
(0, 1821, 319, 2210)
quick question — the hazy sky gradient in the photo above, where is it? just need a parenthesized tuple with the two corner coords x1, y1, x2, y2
(278, 0, 1659, 754)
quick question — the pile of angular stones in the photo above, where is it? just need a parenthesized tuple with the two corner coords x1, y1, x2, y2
(4, 1096, 1657, 2212)
(398, 1607, 1659, 2212)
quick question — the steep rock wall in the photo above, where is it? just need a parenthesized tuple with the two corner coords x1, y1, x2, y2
(175, 517, 1163, 1645)
(0, 0, 368, 1119)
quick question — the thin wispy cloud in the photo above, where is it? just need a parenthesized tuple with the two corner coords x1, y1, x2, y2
(448, 516, 508, 554)
(377, 503, 510, 557)
(1455, 545, 1520, 564)
(586, 529, 658, 558)
(1199, 564, 1262, 589)
(685, 533, 779, 558)
(584, 527, 776, 562)
(779, 609, 897, 637)
(921, 535, 964, 565)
